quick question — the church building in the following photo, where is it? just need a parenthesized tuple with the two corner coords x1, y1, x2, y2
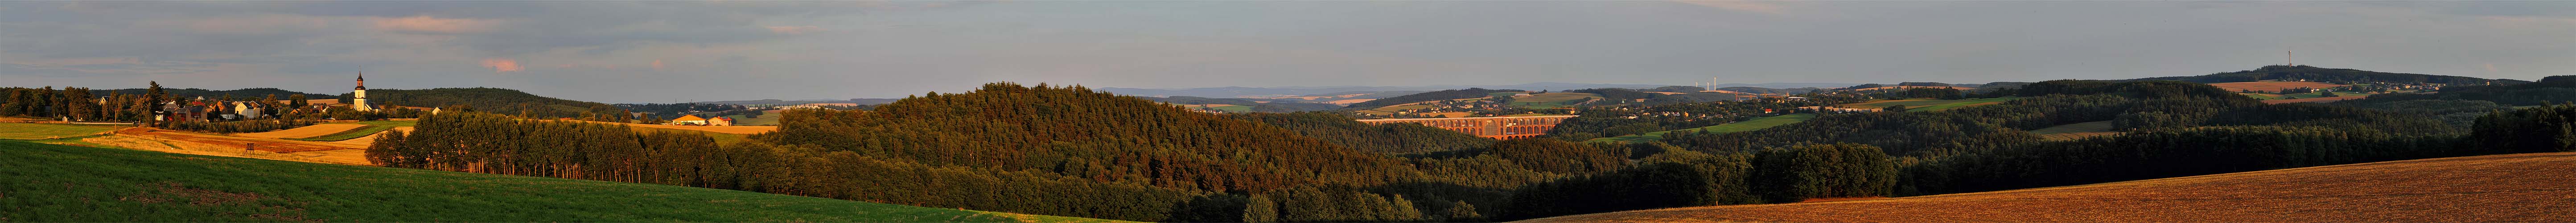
(353, 73, 374, 111)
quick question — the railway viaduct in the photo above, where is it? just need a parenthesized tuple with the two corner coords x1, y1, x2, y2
(1354, 115, 1578, 140)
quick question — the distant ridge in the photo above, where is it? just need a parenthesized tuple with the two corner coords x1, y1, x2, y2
(1099, 82, 1858, 98)
(89, 87, 337, 99)
(2131, 65, 2526, 85)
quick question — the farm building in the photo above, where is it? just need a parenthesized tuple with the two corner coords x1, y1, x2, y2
(708, 116, 735, 126)
(670, 115, 709, 125)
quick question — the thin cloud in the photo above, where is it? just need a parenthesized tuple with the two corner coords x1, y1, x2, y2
(651, 59, 666, 70)
(482, 58, 523, 73)
(375, 16, 500, 34)
(766, 25, 823, 34)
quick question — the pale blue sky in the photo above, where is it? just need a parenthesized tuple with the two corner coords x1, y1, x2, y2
(3, 1, 2571, 103)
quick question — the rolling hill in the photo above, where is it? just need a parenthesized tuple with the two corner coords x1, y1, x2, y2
(1343, 88, 1525, 109)
(2133, 65, 2526, 85)
(1518, 152, 2576, 223)
(350, 87, 624, 119)
(89, 87, 339, 100)
(0, 140, 1116, 222)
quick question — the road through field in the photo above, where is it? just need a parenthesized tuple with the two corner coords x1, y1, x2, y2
(233, 124, 373, 139)
(1521, 152, 2576, 223)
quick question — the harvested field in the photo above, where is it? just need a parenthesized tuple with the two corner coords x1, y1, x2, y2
(1519, 152, 2576, 223)
(555, 120, 777, 134)
(2265, 95, 2369, 104)
(82, 129, 370, 165)
(1325, 99, 1376, 105)
(2210, 81, 2348, 93)
(233, 124, 371, 139)
(115, 128, 360, 153)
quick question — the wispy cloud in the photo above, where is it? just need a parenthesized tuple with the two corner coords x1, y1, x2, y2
(765, 25, 823, 34)
(481, 58, 523, 73)
(375, 16, 500, 34)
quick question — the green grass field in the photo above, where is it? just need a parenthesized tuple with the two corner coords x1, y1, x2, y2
(287, 125, 394, 141)
(354, 120, 418, 127)
(0, 122, 123, 140)
(722, 112, 784, 126)
(1587, 114, 1818, 144)
(1507, 93, 1601, 109)
(0, 140, 1117, 222)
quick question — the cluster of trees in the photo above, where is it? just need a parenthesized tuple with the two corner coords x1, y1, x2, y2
(2467, 103, 2576, 153)
(2, 86, 96, 120)
(1502, 143, 1893, 219)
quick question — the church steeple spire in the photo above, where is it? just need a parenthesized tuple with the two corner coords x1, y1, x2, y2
(355, 72, 366, 90)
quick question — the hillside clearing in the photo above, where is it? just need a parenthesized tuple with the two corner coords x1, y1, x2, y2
(0, 140, 1120, 223)
(2029, 121, 2121, 141)
(1519, 152, 2576, 223)
(1588, 114, 1817, 144)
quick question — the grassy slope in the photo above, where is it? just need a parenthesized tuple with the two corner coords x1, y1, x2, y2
(1521, 152, 2576, 223)
(0, 140, 1117, 223)
(1507, 93, 1601, 109)
(0, 122, 122, 140)
(721, 112, 783, 126)
(1587, 114, 1817, 144)
(287, 125, 394, 141)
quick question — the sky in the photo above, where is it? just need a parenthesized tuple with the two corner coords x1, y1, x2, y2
(3, 1, 2572, 103)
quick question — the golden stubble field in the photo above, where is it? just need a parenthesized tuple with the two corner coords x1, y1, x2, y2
(1520, 152, 2576, 223)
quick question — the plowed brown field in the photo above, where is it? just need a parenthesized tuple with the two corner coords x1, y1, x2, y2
(1519, 152, 2576, 223)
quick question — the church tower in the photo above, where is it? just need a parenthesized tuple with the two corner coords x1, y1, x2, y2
(353, 73, 374, 111)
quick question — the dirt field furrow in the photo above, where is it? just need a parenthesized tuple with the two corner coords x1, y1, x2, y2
(1521, 152, 2576, 223)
